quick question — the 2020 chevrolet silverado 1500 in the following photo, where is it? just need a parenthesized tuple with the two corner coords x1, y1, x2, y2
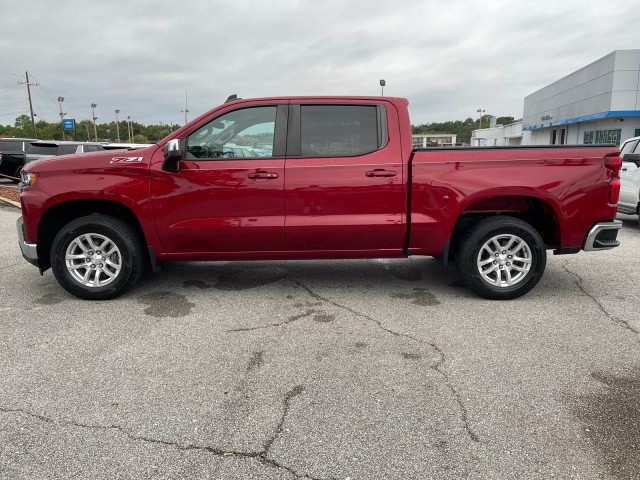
(17, 96, 623, 300)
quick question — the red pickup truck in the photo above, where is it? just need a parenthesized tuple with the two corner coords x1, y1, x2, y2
(17, 96, 623, 300)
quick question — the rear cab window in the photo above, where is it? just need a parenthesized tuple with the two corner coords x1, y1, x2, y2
(296, 104, 388, 158)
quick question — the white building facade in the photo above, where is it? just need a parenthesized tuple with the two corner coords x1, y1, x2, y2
(523, 50, 640, 146)
(472, 50, 640, 147)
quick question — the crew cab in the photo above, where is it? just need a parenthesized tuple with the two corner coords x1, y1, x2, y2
(618, 135, 640, 226)
(16, 96, 623, 300)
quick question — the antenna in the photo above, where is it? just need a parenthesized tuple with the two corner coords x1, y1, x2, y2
(181, 91, 189, 124)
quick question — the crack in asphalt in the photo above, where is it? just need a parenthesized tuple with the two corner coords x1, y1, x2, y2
(227, 309, 319, 333)
(0, 385, 327, 480)
(294, 280, 480, 443)
(561, 263, 638, 335)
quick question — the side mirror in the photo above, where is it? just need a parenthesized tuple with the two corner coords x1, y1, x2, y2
(162, 139, 181, 173)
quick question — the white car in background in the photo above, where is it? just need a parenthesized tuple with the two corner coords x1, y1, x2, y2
(618, 136, 640, 226)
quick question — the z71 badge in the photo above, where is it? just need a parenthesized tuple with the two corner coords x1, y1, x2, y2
(110, 156, 144, 164)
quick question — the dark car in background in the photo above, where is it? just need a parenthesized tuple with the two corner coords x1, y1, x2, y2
(25, 141, 107, 166)
(0, 137, 37, 182)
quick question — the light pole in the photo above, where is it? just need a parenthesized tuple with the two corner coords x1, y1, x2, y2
(477, 109, 486, 129)
(114, 109, 121, 143)
(380, 79, 386, 96)
(58, 97, 66, 140)
(181, 91, 189, 125)
(91, 103, 98, 141)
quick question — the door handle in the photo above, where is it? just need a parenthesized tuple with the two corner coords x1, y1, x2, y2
(621, 168, 628, 171)
(366, 169, 397, 178)
(248, 171, 279, 179)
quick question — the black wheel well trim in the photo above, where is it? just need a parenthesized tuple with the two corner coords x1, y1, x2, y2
(36, 199, 149, 272)
(448, 195, 562, 257)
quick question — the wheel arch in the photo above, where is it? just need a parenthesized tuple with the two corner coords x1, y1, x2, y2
(449, 193, 562, 259)
(37, 199, 148, 272)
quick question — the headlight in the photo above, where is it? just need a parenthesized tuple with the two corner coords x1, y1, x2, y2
(20, 171, 37, 187)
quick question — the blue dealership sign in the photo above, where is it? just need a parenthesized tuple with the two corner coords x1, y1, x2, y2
(63, 119, 76, 130)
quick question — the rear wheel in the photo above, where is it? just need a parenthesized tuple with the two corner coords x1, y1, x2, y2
(51, 215, 146, 300)
(455, 216, 547, 300)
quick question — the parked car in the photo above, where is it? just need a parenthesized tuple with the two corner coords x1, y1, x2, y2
(101, 143, 154, 150)
(16, 96, 623, 301)
(0, 137, 37, 182)
(25, 141, 106, 165)
(617, 136, 640, 226)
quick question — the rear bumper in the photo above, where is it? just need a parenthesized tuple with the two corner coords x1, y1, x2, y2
(16, 217, 39, 267)
(583, 220, 622, 251)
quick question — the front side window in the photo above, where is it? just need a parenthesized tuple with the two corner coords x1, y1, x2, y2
(187, 106, 276, 159)
(300, 105, 383, 157)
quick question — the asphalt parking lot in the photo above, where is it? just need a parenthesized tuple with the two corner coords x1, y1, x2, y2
(1, 199, 639, 480)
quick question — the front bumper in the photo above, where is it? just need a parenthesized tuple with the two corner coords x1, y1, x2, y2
(583, 220, 622, 251)
(16, 217, 39, 267)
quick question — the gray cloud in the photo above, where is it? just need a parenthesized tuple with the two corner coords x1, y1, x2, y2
(1, 0, 639, 128)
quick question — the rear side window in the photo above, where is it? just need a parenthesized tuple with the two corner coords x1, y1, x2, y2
(300, 105, 387, 157)
(0, 140, 24, 151)
(83, 145, 102, 152)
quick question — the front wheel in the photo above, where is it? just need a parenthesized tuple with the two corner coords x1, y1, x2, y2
(51, 215, 146, 300)
(455, 216, 547, 300)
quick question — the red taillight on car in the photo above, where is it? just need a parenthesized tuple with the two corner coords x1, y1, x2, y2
(604, 155, 622, 204)
(609, 178, 621, 204)
(604, 155, 622, 176)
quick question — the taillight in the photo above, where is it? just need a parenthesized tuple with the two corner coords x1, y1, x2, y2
(609, 178, 620, 204)
(604, 155, 622, 177)
(604, 155, 622, 204)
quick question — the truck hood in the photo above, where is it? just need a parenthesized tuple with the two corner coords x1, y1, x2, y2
(25, 145, 158, 175)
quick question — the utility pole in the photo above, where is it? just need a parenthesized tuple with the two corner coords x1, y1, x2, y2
(58, 97, 66, 140)
(91, 103, 98, 141)
(127, 115, 132, 142)
(18, 71, 38, 138)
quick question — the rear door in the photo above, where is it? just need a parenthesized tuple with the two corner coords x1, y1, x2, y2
(150, 103, 288, 255)
(284, 101, 405, 253)
(620, 139, 640, 208)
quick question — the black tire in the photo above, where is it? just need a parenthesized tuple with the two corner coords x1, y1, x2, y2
(455, 216, 547, 300)
(50, 214, 146, 300)
(12, 166, 22, 183)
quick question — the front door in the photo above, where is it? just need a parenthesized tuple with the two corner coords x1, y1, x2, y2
(150, 104, 288, 255)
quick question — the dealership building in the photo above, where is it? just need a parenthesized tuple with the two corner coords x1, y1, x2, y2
(472, 50, 640, 147)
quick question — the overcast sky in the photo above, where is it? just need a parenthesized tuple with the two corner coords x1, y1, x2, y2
(1, 0, 639, 129)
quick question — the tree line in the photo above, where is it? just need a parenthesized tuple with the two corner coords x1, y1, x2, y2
(0, 115, 181, 143)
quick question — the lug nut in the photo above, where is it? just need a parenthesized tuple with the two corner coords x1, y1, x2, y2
(90, 265, 96, 269)
(502, 250, 506, 254)
(508, 255, 512, 259)
(493, 260, 498, 265)
(506, 262, 511, 267)
(88, 251, 93, 255)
